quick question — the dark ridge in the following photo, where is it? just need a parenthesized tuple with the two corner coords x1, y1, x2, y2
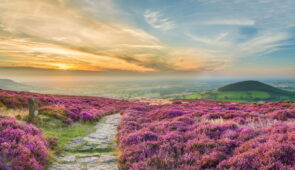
(218, 80, 293, 96)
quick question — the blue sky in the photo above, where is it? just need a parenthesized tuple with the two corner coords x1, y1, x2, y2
(0, 0, 294, 77)
(117, 0, 295, 73)
(117, 0, 295, 54)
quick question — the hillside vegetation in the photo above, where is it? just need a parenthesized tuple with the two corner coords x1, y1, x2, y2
(184, 80, 295, 102)
(219, 81, 292, 95)
(1, 89, 295, 169)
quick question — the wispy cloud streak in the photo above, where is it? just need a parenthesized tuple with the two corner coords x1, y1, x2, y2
(0, 0, 218, 73)
(144, 10, 175, 30)
(204, 19, 255, 26)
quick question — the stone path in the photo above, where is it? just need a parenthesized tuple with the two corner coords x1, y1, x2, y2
(49, 114, 121, 170)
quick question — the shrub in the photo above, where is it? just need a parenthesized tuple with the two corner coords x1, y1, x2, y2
(0, 117, 49, 170)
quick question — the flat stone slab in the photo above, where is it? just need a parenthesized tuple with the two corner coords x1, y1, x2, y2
(49, 114, 121, 170)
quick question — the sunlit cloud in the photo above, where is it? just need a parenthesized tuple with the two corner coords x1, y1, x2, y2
(0, 0, 218, 74)
(0, 0, 294, 77)
(0, 0, 216, 72)
(0, 36, 157, 72)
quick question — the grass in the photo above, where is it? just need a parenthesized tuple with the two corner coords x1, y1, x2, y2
(183, 90, 277, 102)
(66, 148, 114, 154)
(41, 121, 97, 153)
(217, 91, 271, 100)
(184, 92, 202, 99)
(249, 91, 271, 98)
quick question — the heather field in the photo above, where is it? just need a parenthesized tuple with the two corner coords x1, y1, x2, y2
(1, 89, 295, 169)
(1, 0, 295, 169)
(117, 100, 295, 169)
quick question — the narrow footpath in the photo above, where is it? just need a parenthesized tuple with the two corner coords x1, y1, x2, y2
(49, 114, 121, 170)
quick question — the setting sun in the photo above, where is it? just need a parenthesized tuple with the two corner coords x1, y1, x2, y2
(53, 64, 70, 70)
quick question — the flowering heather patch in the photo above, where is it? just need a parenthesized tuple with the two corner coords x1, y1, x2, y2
(1, 89, 295, 169)
(0, 116, 49, 170)
(0, 89, 129, 123)
(0, 89, 136, 169)
(118, 100, 295, 169)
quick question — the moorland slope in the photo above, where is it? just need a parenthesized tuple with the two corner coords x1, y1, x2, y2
(185, 80, 295, 102)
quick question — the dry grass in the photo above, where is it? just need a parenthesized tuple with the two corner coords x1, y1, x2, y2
(245, 118, 280, 129)
(200, 118, 232, 125)
(0, 108, 28, 119)
(200, 117, 295, 130)
(141, 99, 173, 105)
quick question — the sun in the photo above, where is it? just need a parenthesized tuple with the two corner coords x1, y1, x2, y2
(53, 64, 70, 70)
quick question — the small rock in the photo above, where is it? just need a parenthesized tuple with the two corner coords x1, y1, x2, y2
(78, 145, 93, 151)
(75, 153, 100, 158)
(64, 139, 87, 150)
(72, 139, 87, 145)
(99, 154, 116, 163)
(76, 157, 99, 163)
(49, 163, 80, 170)
(58, 155, 76, 163)
(96, 144, 111, 150)
(88, 163, 118, 170)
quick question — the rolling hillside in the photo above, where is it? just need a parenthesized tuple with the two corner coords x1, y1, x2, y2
(184, 80, 295, 102)
(0, 79, 33, 91)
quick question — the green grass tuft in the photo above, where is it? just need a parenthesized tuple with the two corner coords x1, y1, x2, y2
(184, 93, 202, 99)
(41, 120, 97, 154)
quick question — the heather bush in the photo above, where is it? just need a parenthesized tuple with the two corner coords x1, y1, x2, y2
(0, 89, 129, 122)
(149, 109, 188, 120)
(266, 109, 295, 120)
(0, 117, 49, 170)
(0, 95, 28, 108)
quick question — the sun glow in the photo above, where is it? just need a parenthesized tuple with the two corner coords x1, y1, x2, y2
(53, 64, 71, 70)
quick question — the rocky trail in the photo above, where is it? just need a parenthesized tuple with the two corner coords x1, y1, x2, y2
(49, 114, 121, 170)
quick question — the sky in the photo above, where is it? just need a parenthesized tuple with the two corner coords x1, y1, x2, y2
(0, 0, 294, 79)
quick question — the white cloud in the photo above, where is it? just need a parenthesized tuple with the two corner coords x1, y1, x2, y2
(189, 31, 289, 58)
(204, 19, 255, 26)
(188, 32, 230, 47)
(233, 33, 289, 57)
(144, 10, 175, 30)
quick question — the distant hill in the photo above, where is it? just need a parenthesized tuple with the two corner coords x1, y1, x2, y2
(0, 79, 33, 91)
(184, 80, 295, 102)
(218, 80, 292, 95)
